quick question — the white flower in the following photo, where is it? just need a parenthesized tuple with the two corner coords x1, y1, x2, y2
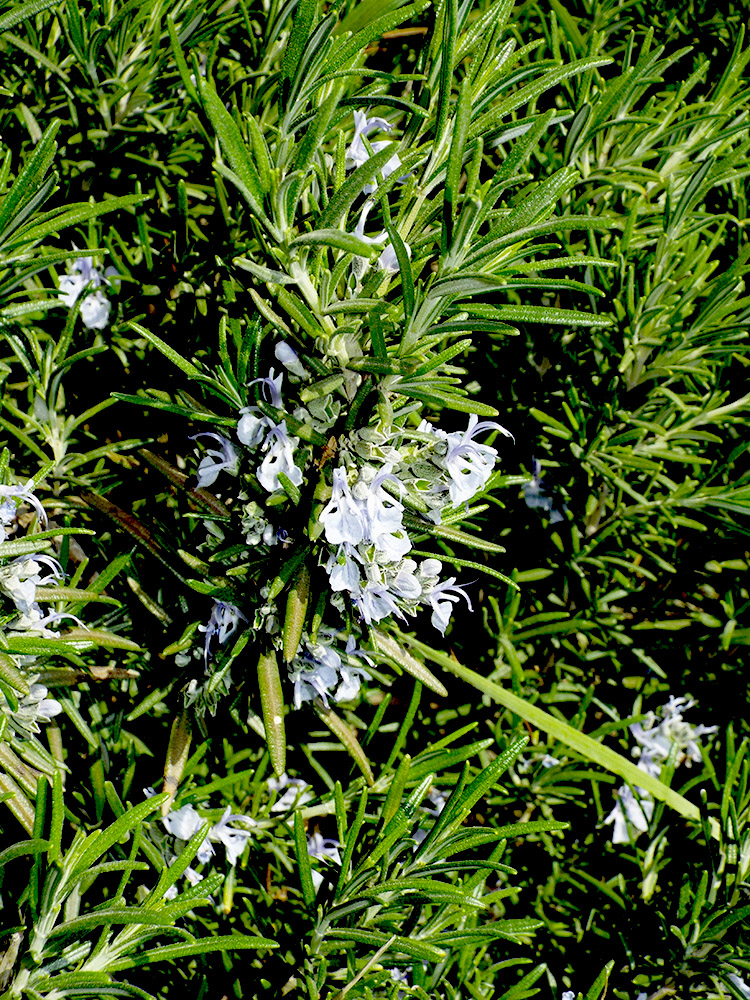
(325, 544, 362, 593)
(320, 468, 367, 546)
(562, 992, 576, 1000)
(163, 803, 254, 866)
(198, 601, 245, 665)
(389, 559, 421, 600)
(237, 409, 274, 448)
(363, 468, 411, 560)
(79, 291, 111, 330)
(426, 576, 472, 635)
(630, 697, 717, 769)
(289, 655, 339, 709)
(184, 866, 204, 886)
(351, 201, 389, 281)
(378, 239, 411, 275)
(24, 683, 62, 721)
(0, 555, 63, 615)
(163, 804, 215, 863)
(336, 663, 367, 702)
(257, 421, 303, 493)
(58, 256, 116, 329)
(288, 633, 370, 708)
(443, 415, 513, 504)
(350, 202, 411, 280)
(0, 480, 47, 541)
(355, 579, 404, 625)
(274, 341, 309, 378)
(237, 370, 284, 447)
(604, 784, 654, 844)
(164, 858, 204, 900)
(193, 433, 239, 487)
(345, 112, 402, 195)
(307, 832, 341, 892)
(268, 774, 313, 812)
(210, 806, 254, 865)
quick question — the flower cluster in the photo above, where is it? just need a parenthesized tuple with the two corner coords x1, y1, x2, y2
(237, 370, 303, 494)
(321, 462, 473, 632)
(288, 630, 370, 709)
(605, 697, 717, 844)
(397, 415, 513, 518)
(58, 255, 117, 330)
(159, 798, 255, 897)
(0, 479, 86, 637)
(2, 681, 61, 739)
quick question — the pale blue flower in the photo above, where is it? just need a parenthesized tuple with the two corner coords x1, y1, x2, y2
(193, 432, 239, 487)
(389, 559, 422, 600)
(268, 774, 312, 812)
(0, 555, 63, 615)
(443, 415, 513, 504)
(426, 576, 472, 634)
(59, 256, 117, 329)
(257, 421, 303, 493)
(320, 468, 367, 546)
(290, 662, 338, 708)
(364, 467, 411, 560)
(351, 202, 411, 279)
(274, 341, 309, 378)
(728, 974, 750, 999)
(345, 111, 398, 170)
(198, 601, 245, 665)
(325, 543, 362, 592)
(250, 368, 284, 408)
(0, 479, 47, 540)
(377, 239, 410, 275)
(24, 683, 62, 722)
(604, 784, 653, 843)
(211, 806, 254, 865)
(163, 802, 254, 866)
(630, 697, 717, 768)
(355, 579, 405, 625)
(289, 632, 370, 708)
(163, 803, 214, 863)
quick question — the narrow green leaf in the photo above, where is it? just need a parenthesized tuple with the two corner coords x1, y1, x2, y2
(200, 79, 263, 206)
(125, 322, 203, 377)
(315, 704, 374, 785)
(257, 649, 286, 777)
(294, 811, 317, 907)
(0, 838, 49, 868)
(70, 793, 168, 879)
(283, 563, 310, 663)
(110, 935, 277, 971)
(409, 643, 709, 829)
(0, 0, 61, 33)
(371, 629, 448, 697)
(319, 145, 402, 229)
(292, 228, 380, 257)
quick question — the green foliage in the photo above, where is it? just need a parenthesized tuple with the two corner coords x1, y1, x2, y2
(0, 0, 747, 997)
